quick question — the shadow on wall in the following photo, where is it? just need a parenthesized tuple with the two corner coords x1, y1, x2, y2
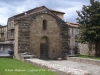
(88, 42, 100, 56)
(79, 42, 100, 56)
(88, 42, 95, 56)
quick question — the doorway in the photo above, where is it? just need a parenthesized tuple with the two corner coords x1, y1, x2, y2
(40, 36, 49, 59)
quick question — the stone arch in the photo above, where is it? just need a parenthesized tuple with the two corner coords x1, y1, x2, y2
(40, 36, 49, 59)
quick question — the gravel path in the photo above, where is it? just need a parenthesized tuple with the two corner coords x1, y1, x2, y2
(26, 58, 97, 75)
(48, 60, 100, 75)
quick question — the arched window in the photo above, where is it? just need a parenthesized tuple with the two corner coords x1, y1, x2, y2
(43, 20, 47, 30)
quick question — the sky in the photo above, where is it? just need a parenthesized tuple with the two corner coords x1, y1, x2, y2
(0, 0, 90, 25)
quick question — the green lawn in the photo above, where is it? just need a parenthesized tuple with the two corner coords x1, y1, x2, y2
(0, 58, 58, 75)
(76, 54, 100, 60)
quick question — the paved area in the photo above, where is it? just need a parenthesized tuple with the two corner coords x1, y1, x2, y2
(26, 58, 100, 75)
(48, 60, 100, 75)
(0, 51, 10, 56)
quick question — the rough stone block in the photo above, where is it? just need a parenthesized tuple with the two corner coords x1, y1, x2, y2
(58, 58, 62, 61)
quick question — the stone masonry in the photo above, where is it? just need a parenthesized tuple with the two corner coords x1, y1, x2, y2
(14, 6, 69, 59)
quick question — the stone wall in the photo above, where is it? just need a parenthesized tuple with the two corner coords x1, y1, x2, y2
(18, 18, 30, 53)
(30, 14, 62, 59)
(78, 43, 95, 56)
(14, 18, 30, 59)
(28, 9, 68, 59)
(14, 8, 68, 59)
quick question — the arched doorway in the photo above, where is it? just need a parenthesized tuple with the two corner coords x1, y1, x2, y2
(40, 36, 49, 59)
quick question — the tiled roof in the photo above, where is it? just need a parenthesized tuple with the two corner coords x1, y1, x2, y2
(15, 6, 45, 18)
(8, 6, 65, 20)
(66, 22, 78, 28)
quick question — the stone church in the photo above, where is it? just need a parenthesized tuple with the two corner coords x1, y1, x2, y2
(13, 6, 68, 59)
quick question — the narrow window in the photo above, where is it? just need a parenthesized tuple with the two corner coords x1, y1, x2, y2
(43, 20, 47, 30)
(75, 30, 79, 38)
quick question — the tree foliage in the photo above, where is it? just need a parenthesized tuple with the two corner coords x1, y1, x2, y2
(76, 0, 100, 56)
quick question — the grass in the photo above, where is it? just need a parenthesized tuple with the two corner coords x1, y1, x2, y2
(76, 54, 100, 60)
(0, 58, 58, 75)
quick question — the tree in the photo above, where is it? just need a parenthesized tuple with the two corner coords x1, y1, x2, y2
(76, 0, 100, 56)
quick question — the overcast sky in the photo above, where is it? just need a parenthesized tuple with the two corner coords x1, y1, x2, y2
(0, 0, 90, 25)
